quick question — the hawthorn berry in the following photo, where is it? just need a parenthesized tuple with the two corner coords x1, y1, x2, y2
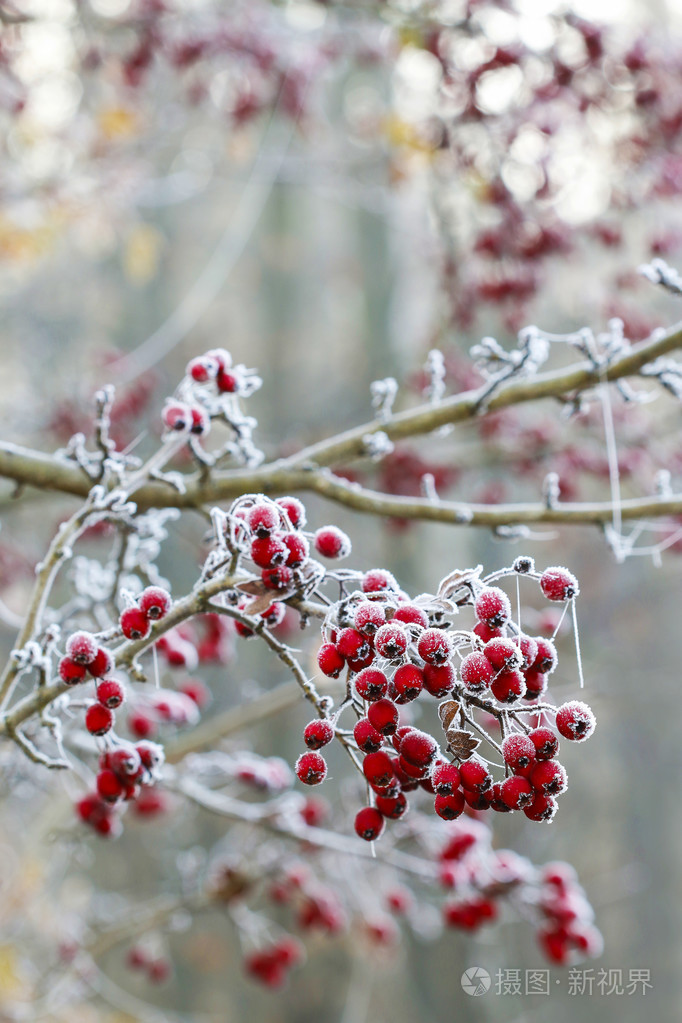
(367, 698, 399, 736)
(362, 751, 394, 788)
(354, 718, 383, 754)
(524, 792, 558, 822)
(374, 623, 408, 660)
(317, 643, 345, 678)
(187, 354, 220, 382)
(532, 637, 558, 673)
(502, 733, 536, 772)
(400, 729, 439, 768)
(362, 569, 398, 594)
(555, 701, 596, 742)
(524, 670, 548, 699)
(459, 759, 493, 793)
(97, 768, 124, 802)
(295, 752, 327, 786)
(530, 759, 568, 795)
(484, 636, 522, 670)
(529, 727, 560, 760)
(120, 607, 151, 641)
(314, 526, 351, 559)
(355, 668, 388, 701)
(435, 790, 465, 820)
(473, 621, 503, 643)
(540, 566, 580, 601)
(353, 601, 386, 636)
(500, 775, 534, 810)
(58, 657, 87, 685)
(303, 719, 334, 750)
(96, 679, 125, 709)
(417, 628, 452, 666)
(251, 535, 287, 569)
(162, 402, 191, 432)
(392, 664, 424, 702)
(190, 407, 210, 436)
(431, 760, 461, 795)
(136, 741, 165, 772)
(261, 602, 286, 628)
(66, 631, 98, 666)
(474, 587, 512, 628)
(107, 747, 142, 778)
(262, 566, 294, 590)
(460, 652, 494, 692)
(490, 669, 526, 703)
(375, 791, 409, 819)
(139, 586, 171, 620)
(422, 663, 456, 697)
(85, 703, 114, 736)
(276, 496, 306, 528)
(283, 533, 309, 568)
(392, 604, 429, 628)
(129, 711, 157, 739)
(246, 502, 280, 538)
(517, 635, 539, 670)
(88, 647, 113, 678)
(354, 806, 385, 841)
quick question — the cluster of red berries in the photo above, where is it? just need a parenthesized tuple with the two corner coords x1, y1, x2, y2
(76, 739, 165, 836)
(58, 630, 124, 738)
(126, 946, 172, 984)
(119, 585, 172, 642)
(243, 935, 305, 989)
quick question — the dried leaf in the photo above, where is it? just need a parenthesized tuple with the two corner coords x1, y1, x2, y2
(236, 579, 295, 602)
(446, 729, 480, 760)
(436, 565, 483, 602)
(438, 700, 460, 731)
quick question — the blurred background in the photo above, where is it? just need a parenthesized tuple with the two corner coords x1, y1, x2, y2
(1, 0, 682, 1020)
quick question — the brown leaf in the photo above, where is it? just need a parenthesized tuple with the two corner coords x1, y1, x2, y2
(438, 700, 460, 731)
(446, 729, 480, 760)
(436, 565, 483, 602)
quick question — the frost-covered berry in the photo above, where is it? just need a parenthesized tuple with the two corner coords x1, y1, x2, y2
(162, 402, 191, 432)
(58, 657, 87, 685)
(435, 790, 465, 820)
(354, 718, 383, 754)
(336, 628, 370, 662)
(517, 635, 539, 671)
(417, 629, 452, 666)
(96, 768, 124, 802)
(261, 602, 286, 628)
(484, 636, 522, 670)
(96, 679, 126, 709)
(354, 601, 386, 636)
(459, 760, 493, 793)
(392, 664, 424, 702)
(532, 637, 558, 674)
(555, 701, 595, 742)
(523, 670, 548, 699)
(303, 719, 334, 750)
(317, 643, 345, 678)
(106, 746, 142, 778)
(246, 502, 280, 538)
(362, 569, 398, 594)
(85, 703, 114, 736)
(276, 497, 306, 529)
(540, 566, 579, 601)
(474, 587, 512, 629)
(512, 555, 535, 574)
(261, 566, 294, 590)
(136, 740, 165, 773)
(502, 733, 536, 772)
(473, 621, 504, 643)
(431, 760, 461, 795)
(423, 663, 456, 697)
(251, 535, 288, 569)
(120, 607, 151, 641)
(362, 751, 395, 788)
(374, 623, 408, 660)
(283, 533, 309, 568)
(375, 791, 408, 819)
(295, 752, 327, 785)
(491, 669, 526, 703)
(314, 526, 351, 559)
(530, 759, 568, 795)
(88, 647, 113, 678)
(523, 791, 558, 822)
(355, 668, 388, 701)
(367, 699, 399, 736)
(355, 806, 385, 841)
(187, 354, 220, 382)
(66, 631, 98, 665)
(529, 727, 560, 760)
(501, 776, 534, 810)
(460, 652, 494, 692)
(190, 407, 210, 436)
(400, 729, 439, 768)
(139, 587, 171, 621)
(391, 605, 428, 629)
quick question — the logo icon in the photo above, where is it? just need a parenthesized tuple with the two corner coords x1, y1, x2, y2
(461, 966, 491, 996)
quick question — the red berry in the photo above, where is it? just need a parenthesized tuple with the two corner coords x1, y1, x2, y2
(58, 657, 87, 685)
(367, 698, 399, 736)
(517, 635, 539, 670)
(190, 407, 210, 436)
(435, 790, 465, 819)
(162, 402, 191, 432)
(392, 604, 429, 628)
(300, 796, 327, 827)
(459, 759, 492, 793)
(136, 740, 164, 772)
(336, 628, 370, 662)
(474, 587, 511, 628)
(295, 752, 327, 785)
(502, 733, 536, 772)
(66, 631, 98, 665)
(491, 669, 526, 703)
(303, 719, 334, 750)
(96, 679, 125, 709)
(283, 533, 309, 568)
(529, 727, 560, 760)
(354, 601, 386, 636)
(317, 643, 345, 678)
(354, 668, 388, 701)
(97, 768, 124, 802)
(362, 751, 394, 788)
(88, 647, 113, 678)
(524, 670, 548, 699)
(120, 607, 151, 641)
(530, 759, 568, 795)
(250, 535, 287, 569)
(262, 566, 294, 590)
(400, 729, 438, 768)
(246, 502, 280, 538)
(484, 637, 522, 671)
(392, 664, 424, 702)
(375, 791, 408, 819)
(460, 652, 494, 692)
(314, 526, 351, 559)
(422, 663, 455, 697)
(538, 928, 570, 964)
(85, 703, 114, 736)
(354, 718, 383, 753)
(555, 701, 595, 742)
(354, 806, 385, 841)
(523, 791, 558, 822)
(431, 760, 461, 795)
(540, 566, 579, 601)
(374, 623, 408, 660)
(398, 755, 429, 780)
(276, 497, 306, 529)
(128, 711, 157, 739)
(532, 637, 558, 674)
(107, 747, 142, 778)
(473, 621, 503, 643)
(417, 629, 452, 666)
(500, 775, 534, 810)
(261, 602, 286, 628)
(139, 587, 171, 620)
(362, 569, 398, 594)
(187, 354, 220, 382)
